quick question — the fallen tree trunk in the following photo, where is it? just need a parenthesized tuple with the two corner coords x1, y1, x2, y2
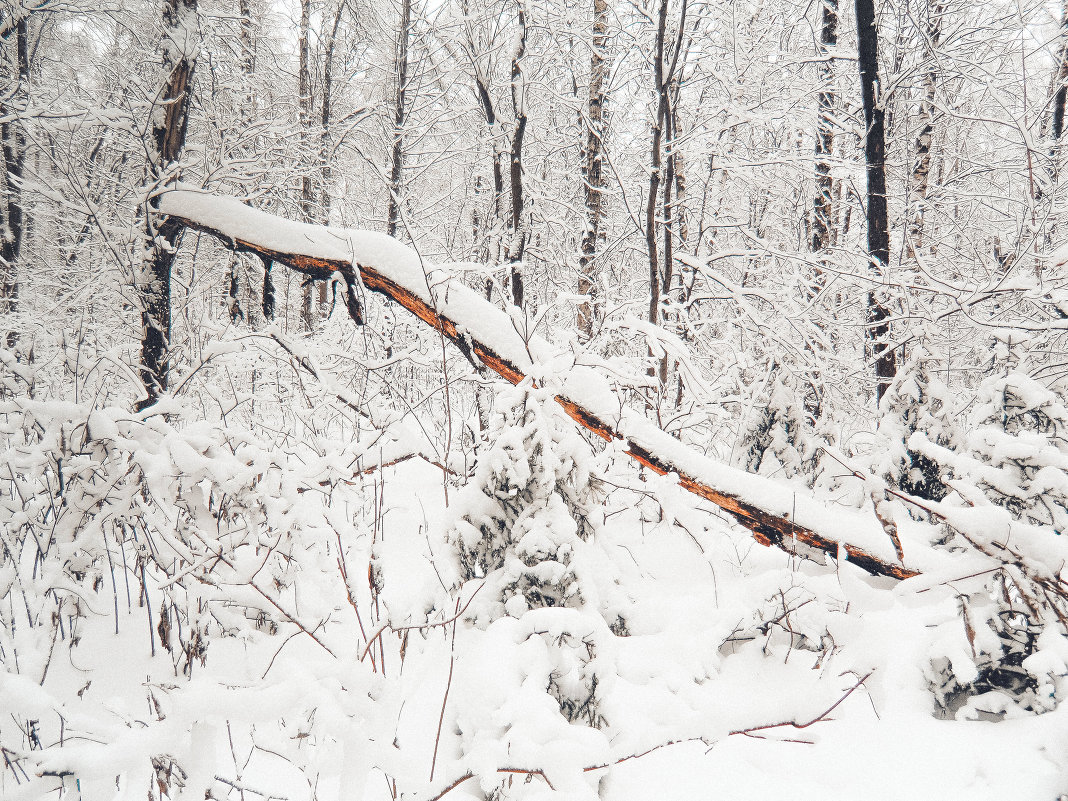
(158, 188, 919, 581)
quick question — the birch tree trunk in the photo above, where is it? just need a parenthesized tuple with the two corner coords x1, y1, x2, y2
(0, 13, 28, 348)
(811, 0, 838, 269)
(504, 0, 527, 308)
(855, 0, 896, 403)
(386, 0, 411, 239)
(297, 0, 323, 332)
(906, 1, 942, 259)
(138, 0, 199, 410)
(577, 0, 608, 342)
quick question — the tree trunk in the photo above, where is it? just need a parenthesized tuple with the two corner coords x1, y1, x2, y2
(855, 0, 896, 403)
(261, 256, 275, 321)
(386, 0, 411, 239)
(138, 0, 199, 410)
(646, 0, 688, 327)
(0, 15, 28, 349)
(227, 0, 258, 324)
(906, 1, 942, 259)
(473, 74, 505, 286)
(811, 0, 838, 267)
(646, 0, 687, 387)
(1052, 2, 1068, 146)
(577, 0, 608, 342)
(1048, 1, 1068, 246)
(298, 0, 318, 332)
(645, 0, 669, 329)
(505, 0, 527, 308)
(469, 5, 525, 309)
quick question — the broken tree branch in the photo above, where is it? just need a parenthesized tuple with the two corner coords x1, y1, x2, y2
(157, 189, 919, 582)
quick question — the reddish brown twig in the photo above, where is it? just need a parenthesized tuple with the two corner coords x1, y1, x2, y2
(727, 670, 874, 738)
(423, 671, 874, 800)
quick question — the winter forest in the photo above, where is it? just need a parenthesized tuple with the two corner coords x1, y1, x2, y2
(6, 0, 1068, 797)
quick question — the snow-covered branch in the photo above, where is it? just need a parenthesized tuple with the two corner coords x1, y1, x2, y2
(158, 188, 918, 581)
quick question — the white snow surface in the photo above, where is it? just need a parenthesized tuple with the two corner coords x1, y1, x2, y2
(3, 342, 1068, 801)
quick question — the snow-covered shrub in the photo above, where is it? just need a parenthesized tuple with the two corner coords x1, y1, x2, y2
(737, 365, 808, 480)
(926, 568, 1064, 721)
(451, 382, 602, 617)
(0, 358, 399, 799)
(957, 371, 1068, 532)
(872, 346, 959, 502)
(438, 382, 617, 797)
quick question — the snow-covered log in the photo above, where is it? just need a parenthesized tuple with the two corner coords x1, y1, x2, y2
(158, 188, 919, 581)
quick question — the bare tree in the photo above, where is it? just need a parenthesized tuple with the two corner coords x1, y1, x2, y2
(577, 0, 608, 342)
(319, 0, 346, 226)
(504, 0, 527, 307)
(386, 0, 412, 239)
(906, 1, 943, 258)
(855, 0, 896, 402)
(811, 0, 838, 267)
(645, 0, 688, 386)
(1052, 1, 1068, 149)
(298, 0, 319, 331)
(138, 0, 199, 410)
(646, 0, 687, 326)
(465, 0, 526, 308)
(0, 10, 28, 348)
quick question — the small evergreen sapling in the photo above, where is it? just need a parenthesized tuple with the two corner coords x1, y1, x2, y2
(444, 383, 617, 797)
(962, 369, 1068, 532)
(872, 346, 959, 502)
(738, 365, 807, 480)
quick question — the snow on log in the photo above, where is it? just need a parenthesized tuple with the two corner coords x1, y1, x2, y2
(158, 188, 920, 581)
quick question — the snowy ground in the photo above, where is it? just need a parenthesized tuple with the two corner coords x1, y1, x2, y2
(2, 382, 1068, 801)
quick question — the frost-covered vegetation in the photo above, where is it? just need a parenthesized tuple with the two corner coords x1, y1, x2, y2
(6, 0, 1068, 798)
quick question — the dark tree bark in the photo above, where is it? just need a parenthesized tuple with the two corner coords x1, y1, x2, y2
(645, 0, 670, 329)
(261, 256, 276, 321)
(1053, 2, 1068, 144)
(0, 14, 29, 348)
(855, 0, 896, 403)
(138, 0, 199, 410)
(645, 0, 688, 388)
(577, 0, 608, 342)
(468, 1, 525, 309)
(811, 0, 838, 264)
(386, 0, 411, 239)
(505, 0, 527, 308)
(646, 0, 687, 334)
(473, 73, 506, 273)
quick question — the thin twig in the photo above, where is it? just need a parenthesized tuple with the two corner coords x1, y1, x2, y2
(423, 671, 875, 801)
(361, 582, 485, 662)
